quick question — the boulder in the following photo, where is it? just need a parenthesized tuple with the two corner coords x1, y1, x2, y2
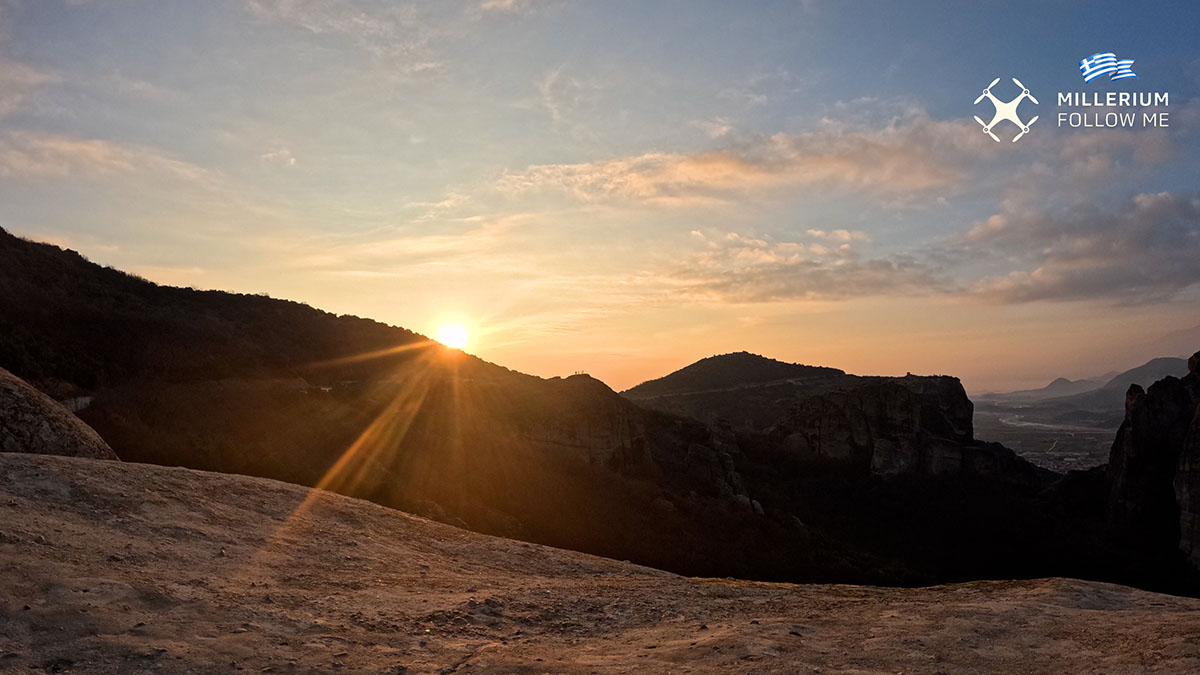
(0, 367, 117, 460)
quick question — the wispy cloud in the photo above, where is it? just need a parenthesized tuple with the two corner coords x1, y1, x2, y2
(717, 68, 800, 109)
(244, 0, 444, 74)
(281, 213, 531, 274)
(111, 71, 181, 103)
(479, 0, 555, 13)
(496, 111, 976, 205)
(695, 116, 734, 139)
(534, 65, 609, 127)
(0, 57, 58, 116)
(0, 131, 302, 237)
(648, 229, 942, 302)
(259, 146, 297, 167)
(807, 228, 870, 242)
(0, 132, 214, 181)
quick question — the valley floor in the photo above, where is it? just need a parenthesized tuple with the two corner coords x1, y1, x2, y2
(972, 410, 1114, 472)
(2, 453, 1200, 674)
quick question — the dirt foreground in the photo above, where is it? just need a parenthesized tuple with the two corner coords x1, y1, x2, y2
(2, 453, 1200, 674)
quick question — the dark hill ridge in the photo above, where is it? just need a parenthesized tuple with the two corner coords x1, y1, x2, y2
(623, 351, 843, 399)
(3, 227, 1199, 594)
(0, 226, 513, 396)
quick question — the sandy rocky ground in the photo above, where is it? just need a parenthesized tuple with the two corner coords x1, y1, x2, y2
(2, 454, 1200, 674)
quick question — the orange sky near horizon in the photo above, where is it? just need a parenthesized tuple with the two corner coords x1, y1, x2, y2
(48, 234, 1195, 396)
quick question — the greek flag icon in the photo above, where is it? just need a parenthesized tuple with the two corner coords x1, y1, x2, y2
(1079, 52, 1137, 83)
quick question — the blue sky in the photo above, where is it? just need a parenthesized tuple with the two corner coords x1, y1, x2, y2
(2, 0, 1198, 391)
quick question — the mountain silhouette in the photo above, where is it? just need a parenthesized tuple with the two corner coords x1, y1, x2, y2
(624, 352, 843, 399)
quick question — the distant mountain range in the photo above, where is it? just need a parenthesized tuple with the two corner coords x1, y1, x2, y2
(1055, 357, 1190, 409)
(978, 356, 1190, 413)
(977, 375, 1115, 403)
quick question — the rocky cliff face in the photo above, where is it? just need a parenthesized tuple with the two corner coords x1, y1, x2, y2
(776, 375, 971, 471)
(628, 356, 1040, 484)
(1104, 350, 1200, 567)
(779, 375, 1045, 486)
(0, 367, 117, 460)
(1174, 352, 1200, 568)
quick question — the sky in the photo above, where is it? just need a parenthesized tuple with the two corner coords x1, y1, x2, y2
(1, 0, 1199, 393)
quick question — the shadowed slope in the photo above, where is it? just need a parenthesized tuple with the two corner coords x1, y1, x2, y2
(3, 453, 1200, 674)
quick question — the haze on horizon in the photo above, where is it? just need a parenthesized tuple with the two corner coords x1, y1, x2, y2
(1, 0, 1198, 393)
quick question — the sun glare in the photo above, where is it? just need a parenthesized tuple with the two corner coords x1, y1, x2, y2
(437, 323, 470, 350)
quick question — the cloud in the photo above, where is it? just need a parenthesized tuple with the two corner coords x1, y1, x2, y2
(695, 117, 733, 138)
(654, 229, 943, 302)
(244, 0, 443, 74)
(807, 228, 869, 242)
(259, 146, 297, 167)
(535, 65, 608, 126)
(0, 132, 300, 230)
(0, 132, 212, 181)
(283, 214, 531, 274)
(960, 192, 1200, 304)
(479, 0, 552, 12)
(646, 191, 1200, 306)
(717, 68, 800, 109)
(496, 112, 975, 205)
(112, 72, 180, 103)
(0, 57, 59, 116)
(718, 87, 768, 108)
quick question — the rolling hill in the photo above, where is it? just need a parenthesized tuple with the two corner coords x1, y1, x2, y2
(7, 452, 1200, 674)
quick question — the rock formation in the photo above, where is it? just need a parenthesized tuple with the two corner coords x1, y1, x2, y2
(627, 356, 1044, 485)
(1098, 349, 1200, 573)
(776, 375, 977, 474)
(1175, 352, 1200, 568)
(0, 367, 116, 460)
(1106, 352, 1200, 551)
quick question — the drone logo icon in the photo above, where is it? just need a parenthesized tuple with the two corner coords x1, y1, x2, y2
(973, 77, 1039, 143)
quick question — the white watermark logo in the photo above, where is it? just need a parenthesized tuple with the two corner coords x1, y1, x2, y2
(973, 77, 1039, 143)
(1059, 54, 1168, 129)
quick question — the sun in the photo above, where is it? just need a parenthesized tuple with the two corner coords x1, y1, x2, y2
(436, 323, 469, 350)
